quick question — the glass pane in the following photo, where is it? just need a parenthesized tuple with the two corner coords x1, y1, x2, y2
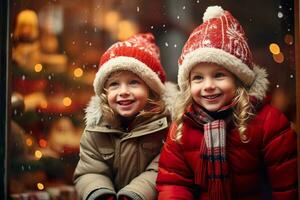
(8, 0, 296, 199)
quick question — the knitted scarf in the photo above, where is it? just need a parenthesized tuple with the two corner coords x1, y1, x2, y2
(185, 103, 232, 200)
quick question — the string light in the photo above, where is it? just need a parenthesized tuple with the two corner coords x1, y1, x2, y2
(26, 138, 33, 146)
(269, 43, 280, 55)
(34, 64, 43, 72)
(273, 52, 284, 63)
(74, 68, 83, 77)
(35, 150, 43, 159)
(39, 139, 47, 148)
(63, 97, 72, 107)
(37, 183, 44, 190)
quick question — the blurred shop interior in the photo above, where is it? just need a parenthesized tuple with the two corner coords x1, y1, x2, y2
(8, 0, 296, 199)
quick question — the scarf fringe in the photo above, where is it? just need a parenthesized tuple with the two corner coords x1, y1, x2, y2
(208, 179, 231, 200)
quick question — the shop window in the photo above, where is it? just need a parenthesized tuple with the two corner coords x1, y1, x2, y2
(1, 0, 298, 199)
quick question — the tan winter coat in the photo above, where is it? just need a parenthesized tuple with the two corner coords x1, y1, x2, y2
(74, 84, 177, 200)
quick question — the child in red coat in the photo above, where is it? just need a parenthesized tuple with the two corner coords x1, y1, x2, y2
(156, 5, 298, 200)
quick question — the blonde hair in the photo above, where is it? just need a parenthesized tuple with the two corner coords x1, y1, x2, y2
(100, 71, 165, 127)
(173, 78, 254, 143)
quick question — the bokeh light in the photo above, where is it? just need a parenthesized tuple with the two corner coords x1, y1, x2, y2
(269, 43, 280, 55)
(74, 68, 83, 77)
(40, 99, 48, 109)
(26, 138, 33, 146)
(63, 97, 72, 107)
(39, 139, 47, 148)
(37, 183, 44, 190)
(35, 150, 43, 159)
(273, 52, 284, 63)
(284, 34, 293, 45)
(34, 64, 43, 72)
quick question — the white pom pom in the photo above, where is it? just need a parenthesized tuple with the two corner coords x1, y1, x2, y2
(203, 6, 225, 22)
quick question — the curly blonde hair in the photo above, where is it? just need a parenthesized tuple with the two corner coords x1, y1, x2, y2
(173, 79, 253, 143)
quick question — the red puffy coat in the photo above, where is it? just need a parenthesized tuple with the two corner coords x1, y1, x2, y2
(156, 104, 297, 200)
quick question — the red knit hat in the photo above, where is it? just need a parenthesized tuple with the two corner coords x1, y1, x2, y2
(93, 33, 166, 97)
(178, 6, 268, 100)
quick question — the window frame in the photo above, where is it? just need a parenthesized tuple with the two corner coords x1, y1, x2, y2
(0, 0, 9, 199)
(295, 0, 300, 196)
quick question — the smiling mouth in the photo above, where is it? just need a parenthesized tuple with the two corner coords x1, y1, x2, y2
(117, 100, 134, 106)
(202, 94, 222, 100)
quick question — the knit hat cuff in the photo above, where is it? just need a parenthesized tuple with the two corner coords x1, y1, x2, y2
(178, 47, 255, 87)
(93, 56, 165, 96)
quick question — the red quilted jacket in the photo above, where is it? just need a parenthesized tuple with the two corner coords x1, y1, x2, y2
(156, 104, 298, 200)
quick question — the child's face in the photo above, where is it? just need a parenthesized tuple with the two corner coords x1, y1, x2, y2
(105, 71, 149, 118)
(190, 63, 237, 112)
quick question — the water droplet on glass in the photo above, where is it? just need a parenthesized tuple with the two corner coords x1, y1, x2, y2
(165, 42, 169, 47)
(22, 75, 26, 80)
(197, 0, 200, 3)
(163, 24, 166, 28)
(177, 15, 180, 19)
(182, 6, 186, 10)
(48, 75, 52, 80)
(290, 74, 294, 78)
(150, 26, 154, 29)
(137, 6, 140, 12)
(279, 5, 282, 9)
(174, 44, 177, 48)
(278, 12, 283, 18)
(276, 84, 280, 88)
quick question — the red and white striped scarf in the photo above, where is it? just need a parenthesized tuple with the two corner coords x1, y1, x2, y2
(185, 103, 232, 200)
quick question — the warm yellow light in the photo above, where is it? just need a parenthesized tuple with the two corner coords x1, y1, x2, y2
(74, 68, 83, 77)
(37, 183, 44, 190)
(26, 138, 33, 146)
(273, 52, 284, 63)
(35, 150, 43, 159)
(269, 43, 280, 55)
(284, 34, 293, 45)
(104, 11, 120, 33)
(63, 97, 72, 107)
(34, 64, 43, 72)
(117, 20, 138, 41)
(40, 99, 48, 109)
(39, 139, 47, 148)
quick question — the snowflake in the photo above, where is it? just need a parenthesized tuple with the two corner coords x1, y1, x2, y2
(226, 23, 243, 41)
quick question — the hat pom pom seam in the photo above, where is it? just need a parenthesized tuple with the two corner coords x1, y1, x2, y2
(203, 6, 225, 22)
